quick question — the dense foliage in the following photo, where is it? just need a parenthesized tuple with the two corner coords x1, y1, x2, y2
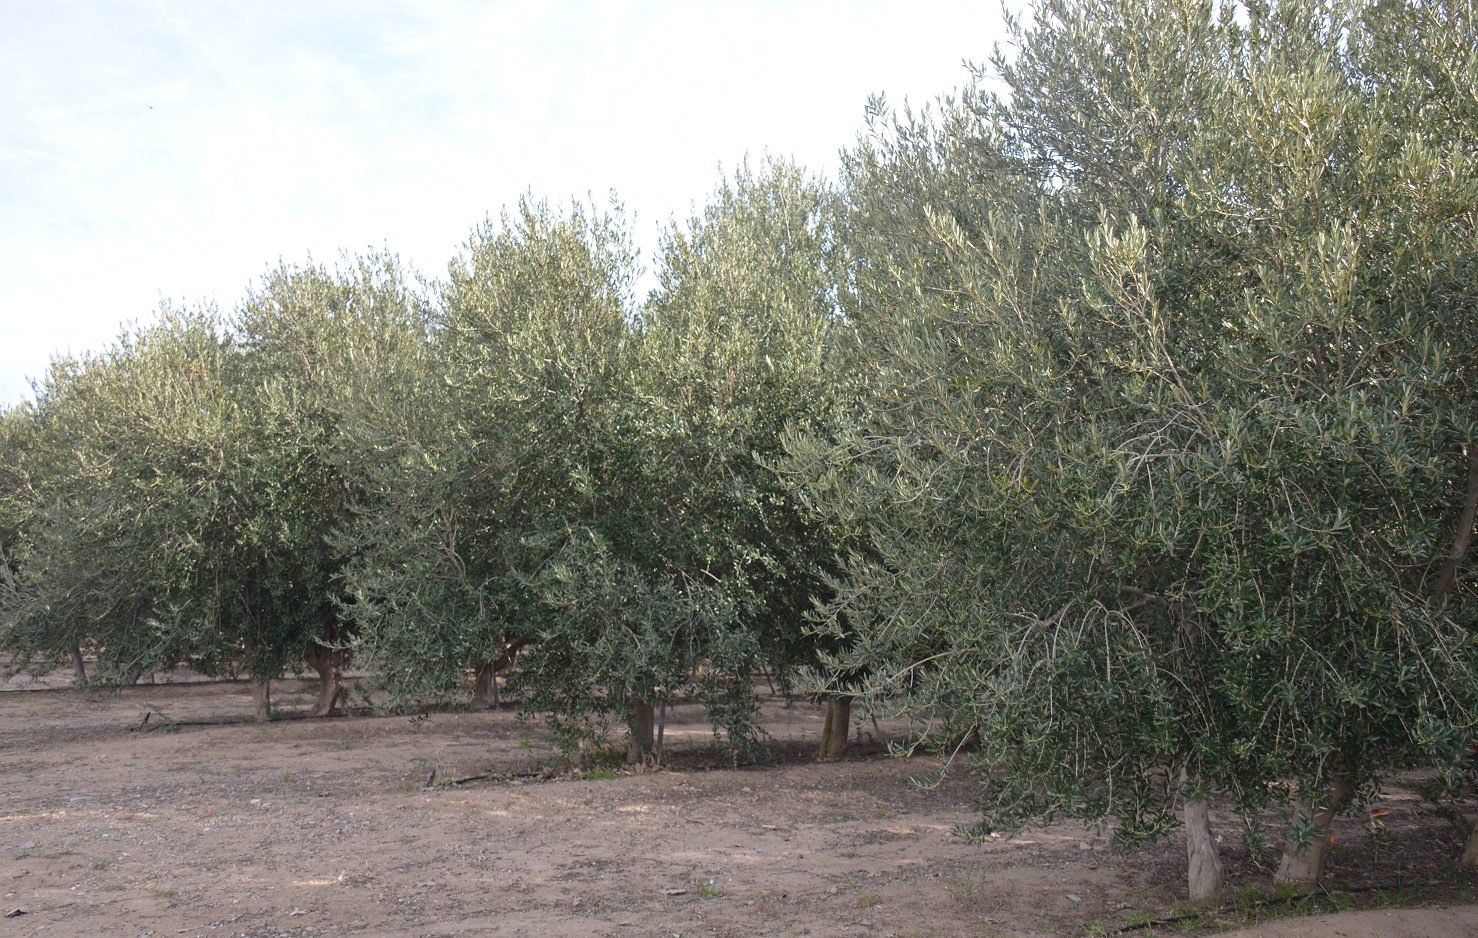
(788, 0, 1478, 899)
(2, 0, 1474, 901)
(0, 257, 426, 714)
(346, 163, 844, 760)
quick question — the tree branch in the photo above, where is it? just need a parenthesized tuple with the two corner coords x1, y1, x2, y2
(1432, 444, 1478, 604)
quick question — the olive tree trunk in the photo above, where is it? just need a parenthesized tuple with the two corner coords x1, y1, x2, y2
(1434, 448, 1477, 867)
(471, 642, 525, 710)
(305, 641, 341, 717)
(1275, 776, 1352, 890)
(1182, 776, 1225, 905)
(72, 646, 87, 683)
(471, 661, 497, 710)
(249, 674, 272, 721)
(818, 696, 852, 761)
(1460, 819, 1478, 867)
(627, 700, 655, 764)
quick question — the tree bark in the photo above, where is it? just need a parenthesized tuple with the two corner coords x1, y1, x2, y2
(249, 674, 272, 722)
(471, 642, 523, 710)
(305, 642, 341, 717)
(818, 696, 852, 761)
(1432, 445, 1478, 603)
(1275, 776, 1352, 890)
(71, 646, 87, 683)
(656, 700, 668, 764)
(471, 662, 497, 711)
(627, 700, 655, 764)
(1183, 782, 1225, 905)
(1431, 446, 1477, 869)
(1461, 818, 1478, 867)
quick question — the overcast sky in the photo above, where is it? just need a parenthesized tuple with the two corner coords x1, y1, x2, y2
(1, 1, 1011, 405)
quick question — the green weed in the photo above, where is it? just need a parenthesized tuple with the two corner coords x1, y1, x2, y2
(946, 870, 984, 901)
(15, 849, 78, 861)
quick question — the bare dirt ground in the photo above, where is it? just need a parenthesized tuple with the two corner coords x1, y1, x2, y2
(3, 668, 1478, 938)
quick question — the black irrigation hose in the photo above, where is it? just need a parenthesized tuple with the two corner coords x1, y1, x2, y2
(446, 770, 546, 786)
(128, 706, 385, 731)
(1108, 880, 1434, 934)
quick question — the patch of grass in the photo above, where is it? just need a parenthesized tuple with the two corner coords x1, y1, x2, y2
(584, 742, 630, 769)
(1439, 859, 1475, 900)
(946, 870, 983, 901)
(15, 849, 78, 861)
(1119, 907, 1157, 930)
(857, 892, 881, 908)
(282, 771, 294, 782)
(874, 810, 892, 819)
(1369, 885, 1411, 909)
(839, 850, 858, 859)
(92, 859, 113, 871)
(584, 769, 618, 780)
(698, 879, 722, 898)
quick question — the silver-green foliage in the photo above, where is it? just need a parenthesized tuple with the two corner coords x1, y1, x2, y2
(344, 169, 845, 756)
(232, 253, 432, 681)
(584, 156, 844, 749)
(1, 309, 254, 680)
(0, 254, 427, 688)
(343, 198, 639, 725)
(792, 0, 1478, 852)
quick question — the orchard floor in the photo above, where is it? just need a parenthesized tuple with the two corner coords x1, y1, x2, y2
(3, 671, 1478, 938)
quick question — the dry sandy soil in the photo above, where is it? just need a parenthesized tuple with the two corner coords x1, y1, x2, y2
(3, 668, 1477, 938)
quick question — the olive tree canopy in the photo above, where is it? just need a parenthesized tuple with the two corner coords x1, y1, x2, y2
(790, 0, 1478, 902)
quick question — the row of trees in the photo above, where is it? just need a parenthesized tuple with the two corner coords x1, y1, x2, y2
(3, 0, 1476, 905)
(0, 161, 843, 752)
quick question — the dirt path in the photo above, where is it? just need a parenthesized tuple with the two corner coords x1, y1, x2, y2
(2, 675, 1476, 937)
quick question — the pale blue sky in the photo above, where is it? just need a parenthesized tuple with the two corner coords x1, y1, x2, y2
(1, 1, 1010, 404)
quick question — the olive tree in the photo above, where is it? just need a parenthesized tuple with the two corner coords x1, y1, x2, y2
(523, 161, 848, 763)
(1, 257, 427, 718)
(791, 0, 1478, 902)
(636, 157, 850, 758)
(0, 309, 278, 693)
(343, 198, 638, 738)
(232, 252, 430, 715)
(345, 179, 848, 762)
